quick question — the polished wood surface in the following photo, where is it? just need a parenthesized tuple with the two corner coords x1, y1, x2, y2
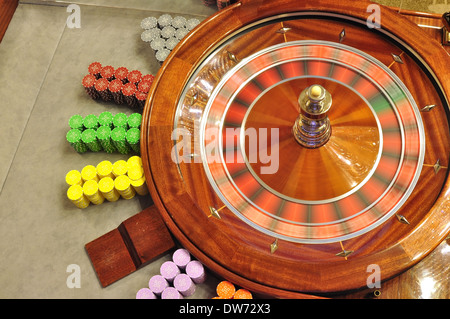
(398, 8, 450, 53)
(85, 206, 175, 287)
(0, 0, 18, 43)
(141, 0, 450, 298)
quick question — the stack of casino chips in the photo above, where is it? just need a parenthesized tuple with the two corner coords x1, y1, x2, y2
(88, 62, 102, 79)
(82, 62, 154, 112)
(66, 112, 141, 154)
(81, 74, 100, 100)
(136, 248, 207, 299)
(140, 14, 200, 65)
(66, 129, 88, 153)
(65, 156, 148, 209)
(212, 281, 253, 299)
(108, 79, 124, 105)
(82, 129, 103, 152)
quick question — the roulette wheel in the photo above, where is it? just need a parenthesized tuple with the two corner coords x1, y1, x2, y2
(86, 0, 450, 298)
(140, 0, 450, 297)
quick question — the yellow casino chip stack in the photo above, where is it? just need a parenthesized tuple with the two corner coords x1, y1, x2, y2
(81, 165, 99, 182)
(126, 155, 142, 168)
(82, 180, 105, 205)
(67, 184, 90, 209)
(96, 160, 114, 179)
(114, 175, 136, 199)
(112, 160, 127, 177)
(65, 170, 83, 186)
(127, 165, 148, 196)
(98, 177, 120, 202)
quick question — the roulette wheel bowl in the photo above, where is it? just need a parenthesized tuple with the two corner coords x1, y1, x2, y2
(141, 0, 450, 297)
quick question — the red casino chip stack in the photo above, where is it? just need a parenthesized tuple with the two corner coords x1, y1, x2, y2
(142, 74, 155, 84)
(114, 67, 129, 84)
(88, 62, 102, 79)
(100, 65, 115, 81)
(135, 91, 147, 110)
(82, 74, 100, 100)
(95, 78, 113, 102)
(135, 79, 152, 111)
(122, 82, 137, 108)
(127, 70, 142, 84)
(82, 62, 153, 112)
(137, 80, 151, 95)
(108, 79, 124, 105)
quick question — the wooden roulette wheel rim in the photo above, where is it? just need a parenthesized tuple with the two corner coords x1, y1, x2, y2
(141, 0, 450, 297)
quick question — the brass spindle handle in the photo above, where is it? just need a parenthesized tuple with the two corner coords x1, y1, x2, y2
(292, 84, 332, 148)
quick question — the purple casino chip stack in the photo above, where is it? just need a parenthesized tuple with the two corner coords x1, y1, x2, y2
(160, 261, 180, 283)
(161, 287, 184, 299)
(172, 248, 191, 270)
(136, 287, 157, 299)
(173, 273, 196, 297)
(186, 260, 206, 284)
(148, 274, 169, 296)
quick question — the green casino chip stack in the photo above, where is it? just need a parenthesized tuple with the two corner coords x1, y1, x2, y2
(98, 111, 114, 128)
(111, 127, 131, 154)
(126, 128, 141, 153)
(68, 114, 84, 131)
(112, 113, 128, 129)
(81, 128, 103, 152)
(66, 129, 88, 153)
(83, 114, 99, 130)
(127, 113, 142, 129)
(96, 125, 116, 153)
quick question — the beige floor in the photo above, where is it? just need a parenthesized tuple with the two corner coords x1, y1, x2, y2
(375, 0, 450, 13)
(0, 0, 448, 299)
(0, 0, 218, 299)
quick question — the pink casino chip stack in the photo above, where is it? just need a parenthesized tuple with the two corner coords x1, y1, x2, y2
(161, 287, 184, 299)
(173, 273, 196, 297)
(136, 287, 157, 299)
(186, 260, 206, 284)
(148, 274, 169, 296)
(160, 261, 180, 283)
(172, 248, 191, 270)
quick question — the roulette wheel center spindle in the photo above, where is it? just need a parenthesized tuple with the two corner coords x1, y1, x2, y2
(293, 84, 332, 148)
